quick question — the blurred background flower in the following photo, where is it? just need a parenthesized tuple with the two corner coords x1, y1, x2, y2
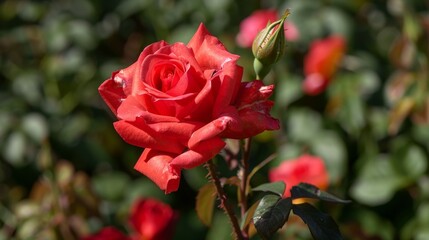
(129, 198, 178, 240)
(302, 35, 346, 95)
(269, 154, 329, 197)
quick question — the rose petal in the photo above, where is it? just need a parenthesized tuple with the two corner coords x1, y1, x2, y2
(235, 80, 274, 107)
(98, 78, 126, 115)
(114, 41, 169, 96)
(114, 120, 184, 154)
(180, 78, 215, 121)
(134, 149, 181, 194)
(170, 137, 225, 169)
(188, 110, 240, 149)
(187, 23, 239, 71)
(212, 62, 243, 117)
(232, 102, 280, 138)
(141, 92, 197, 118)
(117, 96, 179, 123)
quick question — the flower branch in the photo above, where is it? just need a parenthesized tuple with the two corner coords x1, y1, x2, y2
(206, 160, 245, 240)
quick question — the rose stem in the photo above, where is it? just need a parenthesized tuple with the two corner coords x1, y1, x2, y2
(239, 138, 251, 237)
(206, 160, 245, 240)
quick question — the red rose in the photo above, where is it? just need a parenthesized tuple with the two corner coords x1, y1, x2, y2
(302, 73, 328, 96)
(303, 36, 346, 95)
(99, 23, 279, 193)
(129, 198, 178, 240)
(269, 154, 329, 197)
(236, 9, 299, 48)
(81, 227, 130, 240)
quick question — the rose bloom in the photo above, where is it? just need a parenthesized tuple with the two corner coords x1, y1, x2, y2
(236, 9, 299, 48)
(81, 226, 130, 240)
(99, 23, 279, 193)
(269, 154, 329, 197)
(129, 198, 178, 240)
(303, 36, 346, 95)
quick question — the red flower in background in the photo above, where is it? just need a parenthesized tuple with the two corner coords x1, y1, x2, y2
(303, 36, 346, 95)
(269, 154, 329, 197)
(236, 9, 299, 48)
(99, 23, 279, 193)
(81, 227, 130, 240)
(130, 198, 178, 240)
(81, 198, 177, 240)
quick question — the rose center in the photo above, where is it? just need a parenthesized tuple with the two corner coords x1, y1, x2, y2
(152, 63, 183, 93)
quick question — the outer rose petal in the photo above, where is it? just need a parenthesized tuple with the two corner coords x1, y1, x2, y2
(98, 78, 126, 115)
(134, 149, 180, 194)
(188, 23, 240, 71)
(269, 154, 329, 197)
(228, 102, 280, 139)
(188, 109, 241, 149)
(113, 120, 184, 154)
(234, 80, 274, 107)
(171, 137, 226, 169)
(222, 80, 280, 138)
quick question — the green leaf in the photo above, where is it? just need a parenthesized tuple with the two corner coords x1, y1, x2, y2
(309, 130, 347, 183)
(252, 182, 286, 197)
(253, 195, 292, 240)
(293, 203, 343, 240)
(92, 172, 130, 201)
(196, 183, 216, 226)
(393, 144, 427, 181)
(22, 113, 48, 143)
(240, 200, 260, 230)
(206, 212, 233, 240)
(291, 183, 351, 203)
(3, 132, 27, 166)
(350, 155, 404, 205)
(275, 74, 303, 107)
(287, 108, 322, 142)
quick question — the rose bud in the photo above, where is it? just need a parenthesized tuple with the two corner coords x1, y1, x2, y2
(252, 9, 290, 79)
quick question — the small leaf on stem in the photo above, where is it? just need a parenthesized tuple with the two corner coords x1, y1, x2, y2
(196, 183, 217, 226)
(240, 200, 261, 229)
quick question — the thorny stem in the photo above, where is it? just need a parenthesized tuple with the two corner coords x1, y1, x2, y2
(206, 160, 244, 240)
(239, 138, 252, 238)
